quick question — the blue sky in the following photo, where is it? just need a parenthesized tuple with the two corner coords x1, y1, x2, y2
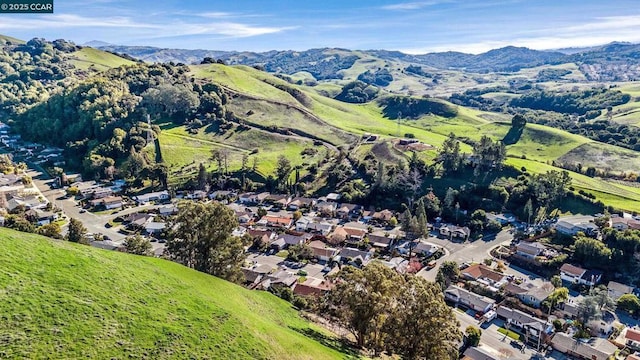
(1, 0, 640, 53)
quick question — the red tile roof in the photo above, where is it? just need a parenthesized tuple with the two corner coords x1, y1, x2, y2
(626, 328, 640, 342)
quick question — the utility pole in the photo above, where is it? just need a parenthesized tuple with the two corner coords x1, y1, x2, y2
(146, 114, 154, 145)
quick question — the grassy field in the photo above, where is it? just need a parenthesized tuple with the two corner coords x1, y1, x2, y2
(0, 228, 353, 359)
(0, 34, 25, 45)
(68, 47, 135, 71)
(506, 157, 640, 213)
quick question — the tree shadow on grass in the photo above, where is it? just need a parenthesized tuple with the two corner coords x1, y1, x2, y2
(502, 126, 524, 145)
(290, 327, 361, 359)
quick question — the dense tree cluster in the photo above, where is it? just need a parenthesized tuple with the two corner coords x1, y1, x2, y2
(509, 88, 630, 115)
(357, 68, 393, 87)
(323, 262, 461, 359)
(334, 81, 378, 103)
(380, 96, 458, 119)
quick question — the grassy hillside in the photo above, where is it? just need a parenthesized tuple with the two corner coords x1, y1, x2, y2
(68, 47, 136, 71)
(0, 228, 353, 359)
(0, 34, 25, 45)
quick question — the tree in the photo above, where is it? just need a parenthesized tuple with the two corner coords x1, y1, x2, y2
(123, 234, 153, 256)
(325, 262, 401, 352)
(617, 294, 640, 314)
(436, 261, 460, 290)
(287, 244, 314, 262)
(577, 296, 601, 326)
(257, 207, 267, 218)
(388, 216, 398, 227)
(197, 163, 208, 190)
(414, 198, 428, 237)
(588, 286, 616, 310)
(545, 287, 569, 313)
(511, 114, 527, 128)
(438, 133, 462, 174)
(551, 275, 562, 288)
(37, 222, 62, 239)
(275, 155, 292, 190)
(67, 218, 88, 244)
(523, 198, 533, 226)
(165, 201, 245, 283)
(400, 208, 413, 233)
(385, 276, 462, 360)
(574, 237, 612, 269)
(465, 326, 482, 347)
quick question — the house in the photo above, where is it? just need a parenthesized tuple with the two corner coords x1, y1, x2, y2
(332, 226, 366, 244)
(336, 203, 361, 219)
(263, 270, 297, 290)
(315, 201, 337, 216)
(588, 310, 616, 335)
(607, 281, 634, 301)
(325, 193, 341, 202)
(273, 233, 309, 248)
(158, 204, 178, 216)
(26, 209, 59, 226)
(186, 190, 207, 200)
(337, 247, 373, 266)
(371, 209, 394, 224)
(90, 196, 123, 210)
(624, 328, 640, 351)
(515, 281, 555, 308)
(444, 285, 495, 314)
(461, 264, 506, 287)
(551, 332, 617, 360)
(380, 257, 409, 274)
(555, 219, 597, 236)
(368, 234, 394, 249)
(610, 216, 630, 231)
(496, 306, 549, 343)
(133, 190, 170, 204)
(461, 346, 500, 360)
(89, 187, 114, 200)
(296, 217, 333, 235)
(261, 214, 293, 228)
(145, 221, 166, 235)
(293, 278, 332, 297)
(288, 197, 316, 210)
(308, 240, 338, 262)
(439, 224, 470, 240)
(414, 242, 440, 257)
(515, 242, 547, 260)
(238, 192, 257, 204)
(560, 263, 602, 286)
(265, 194, 291, 208)
(241, 268, 264, 288)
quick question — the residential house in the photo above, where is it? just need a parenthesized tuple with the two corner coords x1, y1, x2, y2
(261, 214, 293, 229)
(414, 242, 440, 257)
(555, 218, 597, 236)
(296, 217, 333, 235)
(332, 226, 367, 245)
(439, 224, 471, 240)
(444, 285, 495, 314)
(209, 190, 235, 201)
(515, 281, 555, 308)
(624, 328, 640, 351)
(486, 213, 516, 226)
(368, 234, 394, 249)
(26, 209, 58, 226)
(337, 247, 373, 266)
(308, 240, 338, 262)
(238, 192, 257, 204)
(7, 194, 47, 211)
(551, 332, 617, 360)
(90, 196, 123, 210)
(270, 233, 309, 251)
(288, 197, 316, 211)
(607, 281, 634, 301)
(462, 347, 500, 360)
(145, 221, 166, 235)
(380, 257, 409, 274)
(588, 310, 616, 335)
(461, 264, 506, 290)
(336, 203, 361, 220)
(515, 242, 547, 260)
(89, 187, 114, 200)
(186, 190, 207, 200)
(125, 213, 155, 231)
(133, 190, 170, 204)
(241, 268, 264, 288)
(610, 216, 630, 231)
(158, 204, 178, 216)
(315, 201, 337, 217)
(496, 306, 549, 343)
(560, 263, 602, 286)
(265, 194, 291, 208)
(325, 193, 341, 202)
(263, 270, 297, 290)
(0, 184, 25, 197)
(293, 278, 332, 297)
(371, 209, 394, 225)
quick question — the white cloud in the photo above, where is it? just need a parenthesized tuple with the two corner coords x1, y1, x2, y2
(381, 1, 451, 10)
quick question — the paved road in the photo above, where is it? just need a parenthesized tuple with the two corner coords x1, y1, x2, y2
(417, 229, 513, 281)
(31, 171, 158, 245)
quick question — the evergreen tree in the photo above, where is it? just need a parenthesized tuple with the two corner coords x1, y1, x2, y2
(67, 218, 88, 244)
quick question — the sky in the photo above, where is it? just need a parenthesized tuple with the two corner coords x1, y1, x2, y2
(1, 0, 640, 54)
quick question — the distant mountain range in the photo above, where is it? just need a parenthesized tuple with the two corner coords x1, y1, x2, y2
(94, 41, 640, 81)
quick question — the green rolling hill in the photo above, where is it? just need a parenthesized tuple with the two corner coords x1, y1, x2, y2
(0, 228, 354, 359)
